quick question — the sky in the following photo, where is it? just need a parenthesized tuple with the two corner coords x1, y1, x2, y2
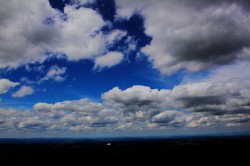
(0, 0, 250, 138)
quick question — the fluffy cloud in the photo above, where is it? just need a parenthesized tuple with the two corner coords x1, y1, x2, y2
(40, 65, 67, 82)
(0, 0, 57, 68)
(171, 81, 250, 115)
(102, 81, 250, 125)
(102, 85, 170, 117)
(0, 79, 19, 94)
(33, 99, 103, 113)
(52, 6, 106, 60)
(2, 0, 250, 75)
(1, 80, 250, 131)
(0, 0, 126, 69)
(117, 0, 250, 74)
(12, 86, 34, 98)
(33, 99, 118, 130)
(94, 51, 124, 70)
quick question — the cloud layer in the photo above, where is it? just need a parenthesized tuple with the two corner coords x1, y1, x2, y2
(1, 0, 250, 133)
(2, 0, 250, 75)
(1, 79, 249, 131)
(117, 0, 250, 74)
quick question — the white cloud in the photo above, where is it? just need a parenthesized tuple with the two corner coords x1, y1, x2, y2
(116, 0, 250, 75)
(2, 0, 250, 74)
(106, 30, 127, 44)
(0, 79, 19, 94)
(102, 85, 169, 110)
(94, 51, 124, 70)
(204, 60, 250, 83)
(0, 0, 57, 69)
(52, 6, 106, 60)
(40, 65, 67, 82)
(1, 80, 250, 131)
(17, 117, 51, 130)
(12, 86, 34, 98)
(33, 99, 103, 113)
(0, 0, 126, 70)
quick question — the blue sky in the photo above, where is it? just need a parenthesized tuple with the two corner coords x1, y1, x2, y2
(0, 0, 250, 137)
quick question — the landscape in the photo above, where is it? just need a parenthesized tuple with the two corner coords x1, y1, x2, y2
(1, 0, 250, 162)
(1, 135, 250, 163)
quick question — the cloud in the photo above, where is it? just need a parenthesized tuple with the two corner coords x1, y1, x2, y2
(0, 79, 19, 94)
(103, 81, 250, 122)
(52, 5, 106, 60)
(102, 85, 169, 116)
(17, 117, 51, 130)
(116, 0, 250, 74)
(171, 80, 250, 115)
(0, 0, 127, 70)
(151, 111, 188, 128)
(33, 99, 118, 130)
(40, 65, 67, 82)
(0, 0, 57, 69)
(106, 30, 127, 45)
(94, 51, 124, 70)
(2, 0, 250, 75)
(33, 99, 103, 113)
(20, 77, 35, 85)
(1, 80, 250, 131)
(204, 60, 250, 83)
(12, 86, 34, 98)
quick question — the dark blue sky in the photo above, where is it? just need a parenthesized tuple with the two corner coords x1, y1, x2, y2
(0, 0, 187, 108)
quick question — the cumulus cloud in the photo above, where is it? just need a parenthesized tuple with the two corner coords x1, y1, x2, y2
(172, 81, 250, 115)
(33, 99, 103, 113)
(0, 0, 57, 68)
(17, 117, 51, 130)
(117, 0, 250, 74)
(0, 79, 19, 94)
(40, 65, 67, 82)
(12, 86, 34, 98)
(52, 6, 106, 60)
(102, 85, 170, 117)
(33, 99, 118, 130)
(94, 51, 124, 70)
(1, 81, 250, 131)
(102, 81, 250, 124)
(2, 0, 250, 75)
(0, 0, 126, 69)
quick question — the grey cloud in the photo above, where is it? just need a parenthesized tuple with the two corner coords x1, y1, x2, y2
(34, 99, 103, 113)
(1, 80, 250, 132)
(129, 0, 250, 74)
(102, 81, 250, 127)
(151, 111, 187, 128)
(17, 118, 51, 130)
(171, 81, 250, 115)
(102, 86, 170, 112)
